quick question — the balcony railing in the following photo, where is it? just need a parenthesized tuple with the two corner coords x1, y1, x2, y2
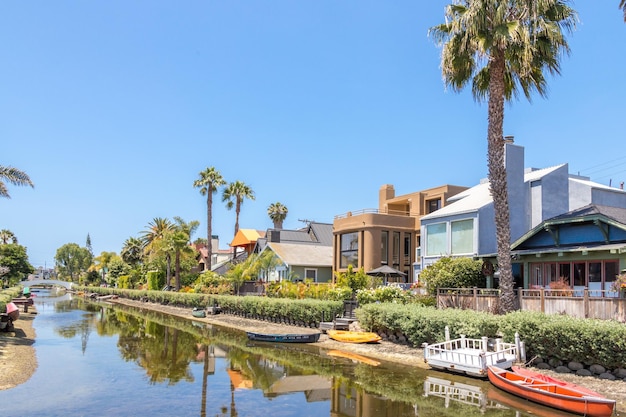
(334, 208, 413, 220)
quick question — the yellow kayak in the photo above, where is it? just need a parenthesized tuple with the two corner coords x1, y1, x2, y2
(326, 330, 382, 344)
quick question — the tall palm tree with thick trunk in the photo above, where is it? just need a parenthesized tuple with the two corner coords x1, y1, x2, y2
(222, 181, 255, 237)
(430, 0, 577, 313)
(194, 167, 226, 271)
(267, 202, 288, 229)
(0, 165, 33, 198)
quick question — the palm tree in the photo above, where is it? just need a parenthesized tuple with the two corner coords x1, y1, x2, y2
(121, 237, 144, 266)
(621, 0, 626, 21)
(222, 181, 255, 237)
(0, 229, 18, 244)
(172, 216, 200, 290)
(141, 217, 175, 288)
(194, 167, 226, 270)
(430, 0, 577, 313)
(0, 165, 34, 198)
(267, 202, 288, 229)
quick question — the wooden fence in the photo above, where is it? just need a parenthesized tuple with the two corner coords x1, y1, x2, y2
(436, 287, 626, 322)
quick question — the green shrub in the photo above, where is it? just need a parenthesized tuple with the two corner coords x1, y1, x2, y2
(419, 257, 485, 295)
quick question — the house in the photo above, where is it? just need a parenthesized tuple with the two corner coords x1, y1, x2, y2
(419, 139, 626, 289)
(254, 222, 334, 283)
(511, 204, 626, 295)
(332, 183, 468, 283)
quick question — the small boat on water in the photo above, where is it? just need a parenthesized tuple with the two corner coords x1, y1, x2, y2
(511, 366, 604, 398)
(191, 308, 206, 318)
(246, 332, 321, 343)
(326, 330, 381, 344)
(487, 365, 616, 417)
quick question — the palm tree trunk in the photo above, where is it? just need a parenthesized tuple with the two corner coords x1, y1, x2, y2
(175, 251, 181, 291)
(166, 253, 172, 288)
(206, 188, 213, 270)
(488, 51, 516, 313)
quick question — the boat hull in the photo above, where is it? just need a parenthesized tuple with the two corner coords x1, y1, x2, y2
(191, 308, 206, 318)
(246, 332, 321, 343)
(326, 330, 382, 344)
(511, 366, 604, 398)
(487, 366, 615, 417)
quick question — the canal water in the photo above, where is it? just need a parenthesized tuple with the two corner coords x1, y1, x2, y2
(0, 291, 577, 417)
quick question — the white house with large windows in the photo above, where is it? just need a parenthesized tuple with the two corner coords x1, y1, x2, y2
(419, 140, 626, 289)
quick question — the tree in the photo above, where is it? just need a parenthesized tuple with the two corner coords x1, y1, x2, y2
(267, 202, 288, 229)
(0, 165, 34, 198)
(0, 229, 18, 244)
(172, 216, 200, 290)
(91, 251, 117, 284)
(0, 243, 34, 286)
(194, 167, 226, 270)
(86, 233, 93, 258)
(141, 218, 174, 289)
(430, 0, 576, 313)
(121, 237, 144, 267)
(55, 243, 92, 281)
(621, 0, 626, 21)
(222, 180, 255, 237)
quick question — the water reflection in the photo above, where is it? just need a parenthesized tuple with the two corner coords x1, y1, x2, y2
(2, 293, 582, 417)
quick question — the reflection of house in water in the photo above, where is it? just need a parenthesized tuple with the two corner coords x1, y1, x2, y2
(330, 380, 418, 417)
(267, 375, 331, 402)
(423, 376, 490, 410)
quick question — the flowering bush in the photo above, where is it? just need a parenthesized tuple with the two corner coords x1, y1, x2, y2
(610, 273, 626, 292)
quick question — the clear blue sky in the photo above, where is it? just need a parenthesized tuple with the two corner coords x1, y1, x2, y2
(2, 1, 625, 269)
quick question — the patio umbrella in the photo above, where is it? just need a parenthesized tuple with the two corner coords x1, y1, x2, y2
(366, 265, 407, 283)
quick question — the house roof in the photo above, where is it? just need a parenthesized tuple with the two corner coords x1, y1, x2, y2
(421, 165, 566, 220)
(230, 229, 265, 247)
(266, 242, 333, 267)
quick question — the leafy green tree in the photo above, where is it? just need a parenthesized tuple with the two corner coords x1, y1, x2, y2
(0, 243, 34, 286)
(222, 180, 255, 238)
(0, 165, 34, 198)
(420, 257, 485, 295)
(335, 265, 370, 296)
(108, 257, 130, 281)
(267, 202, 288, 229)
(194, 167, 226, 270)
(430, 0, 576, 312)
(55, 243, 92, 281)
(0, 229, 18, 244)
(172, 217, 200, 290)
(91, 251, 117, 284)
(141, 218, 174, 288)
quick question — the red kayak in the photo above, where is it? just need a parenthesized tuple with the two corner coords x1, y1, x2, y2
(487, 366, 616, 417)
(511, 366, 604, 398)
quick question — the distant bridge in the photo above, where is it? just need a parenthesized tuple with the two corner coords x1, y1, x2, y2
(23, 279, 75, 290)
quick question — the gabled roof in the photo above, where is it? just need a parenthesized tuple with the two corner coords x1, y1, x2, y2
(421, 165, 566, 220)
(511, 204, 626, 251)
(230, 229, 266, 247)
(265, 242, 332, 267)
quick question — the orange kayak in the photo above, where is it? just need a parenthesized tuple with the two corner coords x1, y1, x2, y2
(327, 330, 381, 344)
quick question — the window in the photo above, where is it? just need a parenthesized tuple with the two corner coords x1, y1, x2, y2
(573, 262, 586, 286)
(530, 263, 543, 287)
(588, 262, 602, 283)
(304, 268, 317, 282)
(604, 261, 619, 284)
(392, 232, 400, 266)
(340, 232, 359, 268)
(404, 234, 411, 266)
(426, 223, 447, 256)
(427, 199, 441, 214)
(381, 231, 388, 264)
(451, 219, 473, 254)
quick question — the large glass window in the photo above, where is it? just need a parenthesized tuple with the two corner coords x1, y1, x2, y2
(392, 232, 400, 266)
(451, 219, 474, 254)
(427, 199, 441, 213)
(604, 261, 619, 285)
(573, 262, 586, 286)
(340, 232, 359, 268)
(426, 223, 447, 256)
(404, 234, 411, 266)
(381, 231, 388, 264)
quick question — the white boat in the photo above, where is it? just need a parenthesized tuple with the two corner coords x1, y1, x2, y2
(423, 327, 525, 378)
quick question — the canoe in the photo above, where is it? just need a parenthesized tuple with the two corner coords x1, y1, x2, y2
(191, 308, 206, 318)
(246, 332, 321, 343)
(327, 350, 381, 366)
(511, 366, 604, 398)
(487, 366, 616, 417)
(326, 330, 382, 344)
